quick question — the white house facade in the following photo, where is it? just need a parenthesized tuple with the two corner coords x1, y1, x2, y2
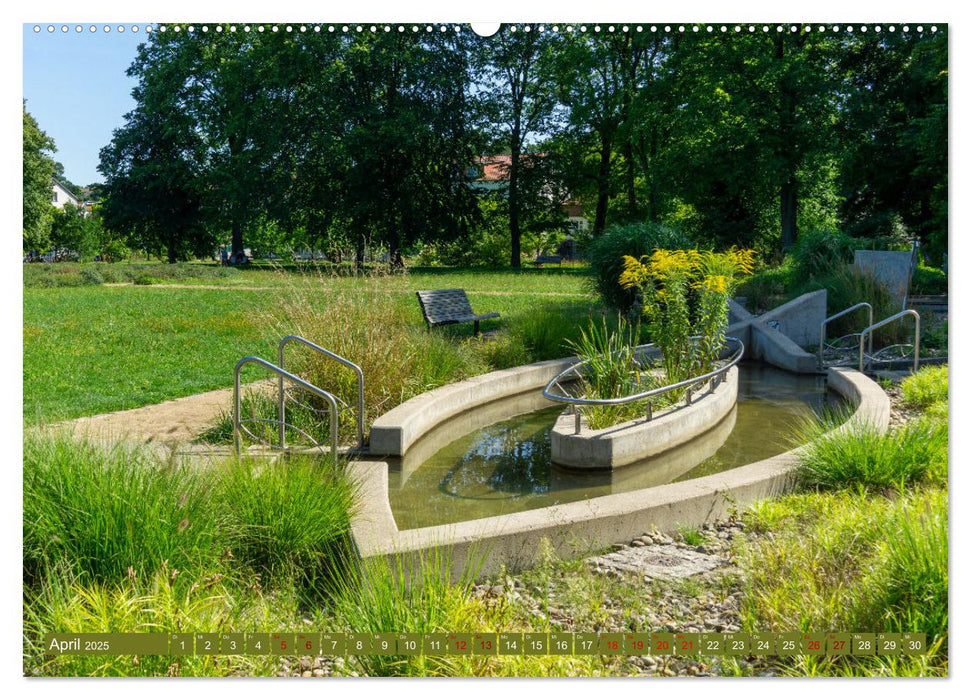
(51, 179, 80, 210)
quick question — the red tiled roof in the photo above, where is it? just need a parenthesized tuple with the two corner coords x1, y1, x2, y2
(474, 154, 546, 182)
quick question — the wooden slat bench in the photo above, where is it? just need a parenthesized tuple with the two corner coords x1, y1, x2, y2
(416, 289, 500, 336)
(535, 254, 563, 267)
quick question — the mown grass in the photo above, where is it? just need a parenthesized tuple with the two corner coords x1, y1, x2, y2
(23, 286, 279, 423)
(24, 268, 599, 426)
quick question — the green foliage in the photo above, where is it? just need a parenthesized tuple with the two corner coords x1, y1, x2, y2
(796, 413, 948, 493)
(217, 457, 356, 595)
(797, 265, 904, 344)
(736, 263, 793, 313)
(566, 315, 656, 430)
(24, 431, 355, 592)
(790, 228, 856, 280)
(900, 365, 948, 412)
(911, 264, 947, 295)
(23, 104, 57, 251)
(838, 32, 948, 265)
(678, 526, 707, 546)
(738, 488, 948, 675)
(23, 432, 220, 587)
(586, 222, 691, 310)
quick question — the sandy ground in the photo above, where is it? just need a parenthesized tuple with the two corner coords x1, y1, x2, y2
(59, 385, 237, 445)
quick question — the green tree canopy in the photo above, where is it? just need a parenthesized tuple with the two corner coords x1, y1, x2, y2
(23, 104, 56, 251)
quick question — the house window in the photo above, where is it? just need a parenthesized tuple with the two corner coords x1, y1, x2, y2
(52, 191, 58, 202)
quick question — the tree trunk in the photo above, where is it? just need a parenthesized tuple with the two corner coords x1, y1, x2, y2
(780, 172, 798, 252)
(623, 138, 637, 217)
(593, 139, 612, 236)
(231, 218, 243, 258)
(509, 143, 522, 268)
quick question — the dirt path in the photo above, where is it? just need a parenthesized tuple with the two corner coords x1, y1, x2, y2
(61, 385, 236, 444)
(102, 282, 594, 297)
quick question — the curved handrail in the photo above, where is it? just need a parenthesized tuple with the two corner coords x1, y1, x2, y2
(543, 336, 744, 434)
(858, 310, 920, 373)
(234, 356, 339, 465)
(278, 335, 365, 449)
(819, 302, 873, 369)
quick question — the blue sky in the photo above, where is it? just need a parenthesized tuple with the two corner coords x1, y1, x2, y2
(22, 24, 145, 188)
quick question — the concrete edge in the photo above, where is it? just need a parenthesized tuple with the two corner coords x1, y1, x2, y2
(367, 356, 578, 455)
(348, 367, 890, 580)
(550, 366, 739, 468)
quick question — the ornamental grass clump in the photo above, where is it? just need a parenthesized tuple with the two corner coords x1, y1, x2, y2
(566, 314, 659, 430)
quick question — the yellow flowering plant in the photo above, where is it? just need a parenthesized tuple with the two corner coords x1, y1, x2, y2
(621, 247, 756, 384)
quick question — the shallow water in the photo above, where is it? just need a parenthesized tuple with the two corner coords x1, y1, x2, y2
(387, 363, 843, 530)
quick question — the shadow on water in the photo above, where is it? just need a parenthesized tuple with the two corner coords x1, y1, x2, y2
(387, 363, 843, 530)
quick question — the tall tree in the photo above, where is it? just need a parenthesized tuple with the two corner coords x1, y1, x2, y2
(336, 30, 481, 267)
(555, 33, 629, 237)
(838, 29, 948, 263)
(99, 36, 211, 263)
(481, 26, 560, 267)
(23, 104, 57, 251)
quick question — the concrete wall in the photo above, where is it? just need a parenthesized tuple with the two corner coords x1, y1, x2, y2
(756, 290, 827, 348)
(854, 250, 914, 309)
(549, 367, 738, 468)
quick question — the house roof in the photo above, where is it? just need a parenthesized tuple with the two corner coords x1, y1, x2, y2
(52, 178, 80, 200)
(474, 154, 547, 182)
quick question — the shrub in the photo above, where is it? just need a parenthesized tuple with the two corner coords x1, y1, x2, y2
(80, 267, 104, 285)
(900, 365, 948, 412)
(791, 228, 855, 280)
(586, 222, 691, 310)
(911, 264, 947, 295)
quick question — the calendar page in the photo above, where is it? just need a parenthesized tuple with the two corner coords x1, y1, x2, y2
(19, 4, 951, 684)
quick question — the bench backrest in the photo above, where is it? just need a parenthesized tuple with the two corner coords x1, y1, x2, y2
(536, 255, 562, 264)
(416, 289, 474, 324)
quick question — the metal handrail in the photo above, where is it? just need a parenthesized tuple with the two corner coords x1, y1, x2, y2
(234, 356, 339, 465)
(543, 336, 745, 434)
(819, 302, 873, 369)
(858, 309, 921, 373)
(278, 335, 365, 449)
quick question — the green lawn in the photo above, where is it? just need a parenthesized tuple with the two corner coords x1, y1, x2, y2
(23, 267, 597, 424)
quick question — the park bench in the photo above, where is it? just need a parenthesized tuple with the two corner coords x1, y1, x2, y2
(416, 289, 500, 336)
(535, 254, 563, 267)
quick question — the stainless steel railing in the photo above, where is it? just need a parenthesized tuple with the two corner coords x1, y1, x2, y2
(278, 335, 365, 449)
(818, 302, 873, 370)
(858, 309, 921, 373)
(542, 336, 745, 435)
(233, 356, 339, 466)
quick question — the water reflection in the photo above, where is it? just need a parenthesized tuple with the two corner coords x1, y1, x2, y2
(388, 363, 841, 530)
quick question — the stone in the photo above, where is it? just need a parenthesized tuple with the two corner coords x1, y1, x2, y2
(587, 543, 724, 580)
